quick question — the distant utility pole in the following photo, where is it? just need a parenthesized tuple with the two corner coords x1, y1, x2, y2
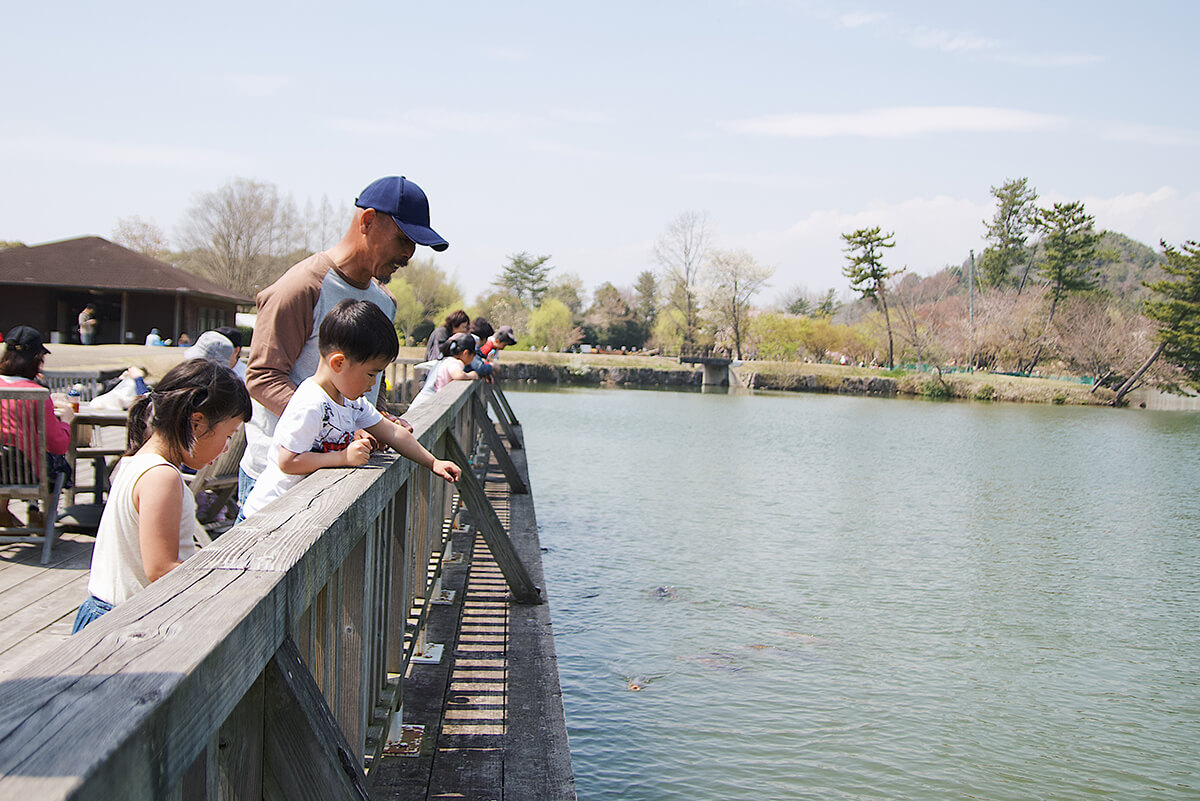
(968, 249, 976, 372)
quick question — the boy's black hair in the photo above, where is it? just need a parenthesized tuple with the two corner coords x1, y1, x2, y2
(469, 317, 494, 340)
(126, 359, 252, 462)
(318, 299, 400, 363)
(441, 332, 477, 358)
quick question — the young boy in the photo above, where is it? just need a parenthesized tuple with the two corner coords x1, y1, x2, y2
(240, 299, 459, 520)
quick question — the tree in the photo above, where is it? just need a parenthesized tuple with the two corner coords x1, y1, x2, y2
(0, 241, 26, 250)
(633, 270, 658, 329)
(1114, 239, 1200, 403)
(841, 226, 902, 368)
(586, 282, 642, 348)
(528, 298, 582, 352)
(654, 211, 711, 348)
(496, 252, 552, 308)
(545, 272, 586, 318)
(1027, 201, 1100, 372)
(404, 255, 464, 323)
(112, 216, 170, 260)
(704, 248, 774, 359)
(814, 288, 841, 318)
(390, 277, 426, 345)
(176, 178, 305, 297)
(981, 177, 1038, 288)
(750, 313, 808, 360)
(890, 269, 957, 365)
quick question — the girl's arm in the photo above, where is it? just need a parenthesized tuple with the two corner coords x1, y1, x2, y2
(364, 419, 461, 483)
(447, 361, 480, 382)
(134, 464, 187, 583)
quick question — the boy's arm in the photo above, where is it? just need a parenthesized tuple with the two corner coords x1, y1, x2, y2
(278, 438, 373, 475)
(365, 419, 461, 483)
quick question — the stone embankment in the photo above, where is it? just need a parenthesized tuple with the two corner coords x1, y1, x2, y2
(501, 362, 703, 387)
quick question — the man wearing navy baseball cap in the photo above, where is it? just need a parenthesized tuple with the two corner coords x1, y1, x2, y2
(238, 176, 449, 505)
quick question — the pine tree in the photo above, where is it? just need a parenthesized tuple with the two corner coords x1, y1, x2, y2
(842, 227, 903, 368)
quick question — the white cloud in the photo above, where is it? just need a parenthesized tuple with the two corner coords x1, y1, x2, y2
(1082, 187, 1200, 248)
(907, 26, 999, 53)
(0, 128, 235, 170)
(732, 194, 992, 292)
(837, 11, 887, 28)
(1101, 122, 1200, 147)
(726, 106, 1067, 138)
(329, 109, 531, 138)
(230, 74, 290, 98)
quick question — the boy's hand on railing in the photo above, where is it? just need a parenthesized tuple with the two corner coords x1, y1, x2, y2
(344, 437, 373, 467)
(431, 459, 461, 483)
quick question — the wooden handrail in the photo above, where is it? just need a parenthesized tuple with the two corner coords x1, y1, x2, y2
(0, 379, 527, 800)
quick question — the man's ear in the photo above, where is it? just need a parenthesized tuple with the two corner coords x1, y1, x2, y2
(358, 208, 376, 233)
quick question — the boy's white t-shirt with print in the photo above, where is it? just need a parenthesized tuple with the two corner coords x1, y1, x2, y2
(240, 377, 383, 518)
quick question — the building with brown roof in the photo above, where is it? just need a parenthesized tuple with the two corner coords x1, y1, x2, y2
(0, 237, 252, 345)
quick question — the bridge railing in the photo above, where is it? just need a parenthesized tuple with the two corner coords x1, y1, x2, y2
(0, 379, 504, 800)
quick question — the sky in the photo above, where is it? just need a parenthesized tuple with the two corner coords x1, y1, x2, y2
(3, 0, 1199, 307)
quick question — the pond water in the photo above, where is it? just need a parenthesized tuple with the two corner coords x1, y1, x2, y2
(511, 386, 1200, 801)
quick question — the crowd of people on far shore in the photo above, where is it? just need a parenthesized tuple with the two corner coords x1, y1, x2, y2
(0, 174, 516, 633)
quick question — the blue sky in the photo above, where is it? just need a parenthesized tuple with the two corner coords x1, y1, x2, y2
(3, 0, 1197, 305)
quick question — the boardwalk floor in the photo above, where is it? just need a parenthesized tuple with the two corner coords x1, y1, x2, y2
(369, 429, 576, 800)
(0, 417, 576, 800)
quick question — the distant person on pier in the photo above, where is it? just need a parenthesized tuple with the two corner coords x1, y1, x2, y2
(480, 324, 517, 361)
(408, 332, 480, 411)
(425, 309, 469, 363)
(144, 328, 164, 347)
(465, 318, 496, 379)
(239, 175, 448, 506)
(72, 360, 251, 632)
(239, 300, 459, 521)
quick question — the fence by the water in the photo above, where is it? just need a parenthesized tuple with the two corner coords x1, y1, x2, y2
(0, 378, 570, 800)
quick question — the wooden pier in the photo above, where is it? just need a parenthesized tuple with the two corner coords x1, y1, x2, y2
(0, 380, 575, 800)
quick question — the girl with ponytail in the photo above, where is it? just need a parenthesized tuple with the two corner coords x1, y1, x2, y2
(73, 360, 251, 632)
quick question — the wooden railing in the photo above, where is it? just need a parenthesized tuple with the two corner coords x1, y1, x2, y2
(0, 379, 533, 800)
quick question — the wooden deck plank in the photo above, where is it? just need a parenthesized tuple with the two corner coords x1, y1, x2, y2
(369, 433, 576, 801)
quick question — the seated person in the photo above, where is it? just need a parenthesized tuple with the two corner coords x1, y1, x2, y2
(0, 326, 74, 528)
(408, 333, 480, 411)
(240, 300, 459, 520)
(144, 328, 164, 346)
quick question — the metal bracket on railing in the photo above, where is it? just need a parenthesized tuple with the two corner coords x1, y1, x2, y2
(442, 431, 542, 605)
(471, 394, 529, 494)
(484, 383, 523, 449)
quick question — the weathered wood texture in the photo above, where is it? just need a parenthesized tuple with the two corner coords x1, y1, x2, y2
(370, 417, 575, 800)
(0, 380, 475, 799)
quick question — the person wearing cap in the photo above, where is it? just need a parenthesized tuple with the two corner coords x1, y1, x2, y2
(480, 325, 518, 361)
(0, 326, 74, 529)
(238, 176, 448, 505)
(213, 326, 246, 382)
(407, 332, 480, 411)
(185, 331, 237, 369)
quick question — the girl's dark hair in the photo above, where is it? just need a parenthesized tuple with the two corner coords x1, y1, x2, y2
(318, 299, 399, 363)
(442, 332, 477, 358)
(444, 309, 469, 331)
(0, 349, 42, 381)
(469, 317, 494, 340)
(126, 360, 252, 460)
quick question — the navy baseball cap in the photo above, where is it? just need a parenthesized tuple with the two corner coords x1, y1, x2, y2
(355, 176, 449, 252)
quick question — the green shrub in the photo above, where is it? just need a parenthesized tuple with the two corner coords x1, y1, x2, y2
(1052, 393, 1067, 405)
(921, 379, 951, 400)
(974, 384, 996, 401)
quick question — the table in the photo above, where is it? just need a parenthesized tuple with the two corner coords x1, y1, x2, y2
(66, 406, 129, 505)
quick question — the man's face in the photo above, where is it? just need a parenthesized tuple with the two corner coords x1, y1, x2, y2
(368, 212, 416, 284)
